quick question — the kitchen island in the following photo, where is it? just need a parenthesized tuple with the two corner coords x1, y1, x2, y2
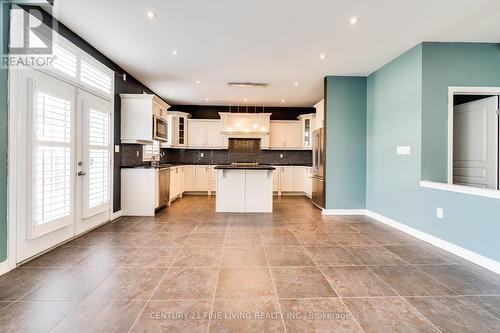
(215, 165, 275, 213)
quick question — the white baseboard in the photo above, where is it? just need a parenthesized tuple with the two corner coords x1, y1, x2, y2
(0, 260, 13, 276)
(322, 209, 367, 216)
(366, 210, 500, 275)
(110, 210, 123, 221)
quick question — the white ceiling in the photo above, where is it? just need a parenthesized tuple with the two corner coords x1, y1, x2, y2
(52, 0, 500, 107)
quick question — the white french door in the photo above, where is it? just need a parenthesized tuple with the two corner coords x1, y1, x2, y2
(15, 69, 112, 263)
(75, 90, 111, 235)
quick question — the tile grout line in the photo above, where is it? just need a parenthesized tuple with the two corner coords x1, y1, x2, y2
(294, 236, 366, 333)
(340, 245, 444, 333)
(408, 262, 500, 323)
(48, 218, 144, 332)
(262, 241, 289, 333)
(205, 230, 226, 333)
(126, 226, 193, 333)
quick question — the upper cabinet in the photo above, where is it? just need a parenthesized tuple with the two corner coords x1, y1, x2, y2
(162, 111, 190, 148)
(269, 121, 302, 150)
(314, 99, 325, 129)
(120, 94, 170, 144)
(297, 113, 316, 149)
(188, 119, 224, 149)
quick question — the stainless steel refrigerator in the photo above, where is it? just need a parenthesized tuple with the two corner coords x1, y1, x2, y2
(311, 128, 325, 209)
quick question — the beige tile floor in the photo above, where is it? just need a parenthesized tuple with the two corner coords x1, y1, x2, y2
(0, 196, 499, 332)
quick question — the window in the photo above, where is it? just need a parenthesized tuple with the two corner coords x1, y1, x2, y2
(449, 89, 500, 190)
(80, 60, 113, 95)
(33, 92, 72, 226)
(87, 109, 110, 209)
(52, 43, 78, 79)
(143, 140, 161, 161)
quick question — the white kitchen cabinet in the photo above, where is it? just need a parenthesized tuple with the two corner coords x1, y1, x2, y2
(209, 166, 217, 193)
(293, 166, 305, 192)
(272, 169, 280, 192)
(273, 166, 309, 195)
(120, 94, 169, 144)
(314, 99, 324, 129)
(154, 169, 160, 208)
(188, 119, 223, 148)
(270, 122, 286, 148)
(169, 166, 184, 201)
(121, 168, 157, 216)
(298, 113, 315, 149)
(162, 112, 190, 148)
(281, 166, 295, 191)
(184, 165, 196, 191)
(205, 121, 224, 147)
(195, 165, 210, 191)
(269, 121, 302, 149)
(183, 165, 211, 193)
(188, 121, 205, 147)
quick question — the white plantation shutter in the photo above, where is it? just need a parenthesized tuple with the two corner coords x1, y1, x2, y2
(29, 78, 75, 238)
(82, 93, 111, 218)
(80, 60, 113, 96)
(52, 43, 78, 79)
(88, 109, 109, 208)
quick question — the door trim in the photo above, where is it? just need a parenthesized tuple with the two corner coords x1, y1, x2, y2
(447, 87, 500, 185)
(6, 65, 114, 271)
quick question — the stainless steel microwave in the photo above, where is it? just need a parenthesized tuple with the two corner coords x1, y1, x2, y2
(153, 116, 168, 142)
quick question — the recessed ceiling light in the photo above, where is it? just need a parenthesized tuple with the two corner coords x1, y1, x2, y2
(205, 97, 209, 101)
(244, 98, 248, 102)
(172, 50, 179, 56)
(146, 11, 157, 19)
(281, 99, 286, 103)
(195, 80, 201, 84)
(293, 82, 299, 87)
(320, 54, 327, 60)
(349, 17, 359, 25)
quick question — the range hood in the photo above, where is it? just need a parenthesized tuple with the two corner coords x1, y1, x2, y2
(219, 112, 272, 138)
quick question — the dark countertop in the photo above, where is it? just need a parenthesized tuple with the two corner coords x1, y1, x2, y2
(121, 164, 180, 169)
(121, 163, 311, 169)
(214, 165, 276, 170)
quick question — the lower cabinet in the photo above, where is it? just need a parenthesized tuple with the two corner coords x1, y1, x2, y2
(169, 166, 184, 202)
(183, 165, 211, 193)
(273, 166, 311, 196)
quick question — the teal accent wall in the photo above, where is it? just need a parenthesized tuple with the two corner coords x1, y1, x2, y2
(366, 45, 423, 224)
(421, 42, 500, 182)
(325, 76, 366, 209)
(0, 2, 9, 262)
(366, 42, 500, 262)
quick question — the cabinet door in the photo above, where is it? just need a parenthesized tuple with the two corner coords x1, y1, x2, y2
(180, 167, 185, 193)
(210, 166, 217, 191)
(245, 170, 273, 212)
(272, 169, 280, 191)
(155, 170, 160, 208)
(195, 165, 210, 191)
(184, 166, 196, 191)
(270, 123, 285, 148)
(285, 122, 302, 149)
(178, 115, 187, 146)
(205, 121, 222, 147)
(281, 166, 295, 191)
(293, 166, 305, 192)
(169, 167, 177, 200)
(188, 120, 205, 147)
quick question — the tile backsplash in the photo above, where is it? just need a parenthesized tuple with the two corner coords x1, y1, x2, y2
(121, 144, 312, 167)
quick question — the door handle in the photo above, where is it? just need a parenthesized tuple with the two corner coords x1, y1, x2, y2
(77, 171, 86, 176)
